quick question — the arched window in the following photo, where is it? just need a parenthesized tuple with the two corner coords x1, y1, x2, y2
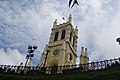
(70, 32, 72, 42)
(54, 32, 59, 41)
(69, 53, 72, 61)
(73, 37, 75, 47)
(61, 30, 66, 40)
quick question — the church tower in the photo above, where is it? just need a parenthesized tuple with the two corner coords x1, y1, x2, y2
(39, 14, 78, 67)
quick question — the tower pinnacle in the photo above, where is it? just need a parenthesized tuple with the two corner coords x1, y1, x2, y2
(53, 19, 57, 28)
(80, 47, 84, 56)
(68, 14, 72, 23)
(80, 47, 85, 64)
(85, 48, 88, 57)
(84, 48, 89, 64)
(80, 47, 89, 64)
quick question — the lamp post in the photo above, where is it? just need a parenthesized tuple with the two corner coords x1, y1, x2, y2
(116, 37, 120, 45)
(24, 45, 37, 67)
(43, 48, 50, 67)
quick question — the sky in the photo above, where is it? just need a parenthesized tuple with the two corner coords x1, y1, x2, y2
(0, 0, 120, 65)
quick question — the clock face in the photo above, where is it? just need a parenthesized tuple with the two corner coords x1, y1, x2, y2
(53, 50, 59, 56)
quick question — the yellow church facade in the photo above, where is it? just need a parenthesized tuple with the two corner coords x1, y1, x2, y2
(39, 14, 89, 68)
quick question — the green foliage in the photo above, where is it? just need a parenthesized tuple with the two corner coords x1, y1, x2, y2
(0, 67, 120, 80)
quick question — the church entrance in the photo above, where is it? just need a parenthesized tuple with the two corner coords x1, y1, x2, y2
(48, 60, 58, 74)
(51, 65, 58, 74)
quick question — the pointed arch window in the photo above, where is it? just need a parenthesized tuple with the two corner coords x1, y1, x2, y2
(61, 30, 66, 40)
(73, 37, 75, 47)
(54, 32, 59, 41)
(70, 32, 72, 42)
(69, 53, 72, 61)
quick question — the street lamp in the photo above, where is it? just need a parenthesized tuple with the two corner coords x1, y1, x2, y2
(116, 37, 120, 45)
(24, 45, 37, 67)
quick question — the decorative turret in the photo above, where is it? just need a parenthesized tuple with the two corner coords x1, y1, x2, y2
(75, 26, 78, 36)
(80, 47, 89, 64)
(68, 14, 72, 23)
(53, 19, 57, 28)
(49, 19, 57, 43)
(85, 48, 88, 57)
(80, 47, 85, 64)
(84, 48, 89, 64)
(80, 47, 84, 56)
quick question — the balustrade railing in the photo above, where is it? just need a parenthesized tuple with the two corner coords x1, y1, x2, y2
(0, 57, 120, 75)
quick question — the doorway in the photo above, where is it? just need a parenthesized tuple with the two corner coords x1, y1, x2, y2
(51, 65, 58, 74)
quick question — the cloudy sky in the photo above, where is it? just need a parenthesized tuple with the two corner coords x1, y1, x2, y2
(0, 0, 120, 65)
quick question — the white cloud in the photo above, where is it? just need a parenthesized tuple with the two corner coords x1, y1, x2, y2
(0, 0, 120, 65)
(74, 0, 120, 62)
(0, 48, 25, 65)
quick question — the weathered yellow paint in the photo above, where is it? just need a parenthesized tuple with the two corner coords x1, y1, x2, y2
(39, 14, 78, 67)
